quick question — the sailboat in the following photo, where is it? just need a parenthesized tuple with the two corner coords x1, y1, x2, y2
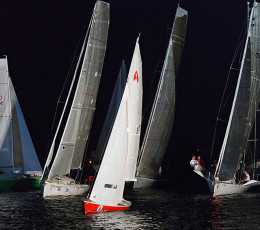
(195, 1, 260, 196)
(41, 0, 110, 197)
(84, 37, 142, 213)
(0, 56, 42, 192)
(134, 6, 188, 188)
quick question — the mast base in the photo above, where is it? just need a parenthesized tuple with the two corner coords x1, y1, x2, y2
(84, 198, 131, 214)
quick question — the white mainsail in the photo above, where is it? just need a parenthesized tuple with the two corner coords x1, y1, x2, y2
(136, 7, 188, 181)
(0, 58, 12, 170)
(44, 1, 110, 181)
(124, 37, 142, 182)
(192, 2, 260, 196)
(0, 57, 42, 175)
(215, 2, 260, 182)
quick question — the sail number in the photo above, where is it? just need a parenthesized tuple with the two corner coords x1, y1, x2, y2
(256, 53, 260, 58)
(0, 96, 2, 105)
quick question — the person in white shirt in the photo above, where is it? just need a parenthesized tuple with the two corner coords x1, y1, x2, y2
(241, 171, 250, 183)
(190, 156, 199, 170)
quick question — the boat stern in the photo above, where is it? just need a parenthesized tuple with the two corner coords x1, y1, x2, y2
(84, 199, 131, 214)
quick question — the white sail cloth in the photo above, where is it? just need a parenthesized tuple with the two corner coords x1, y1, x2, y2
(0, 58, 42, 174)
(46, 1, 110, 180)
(124, 38, 143, 181)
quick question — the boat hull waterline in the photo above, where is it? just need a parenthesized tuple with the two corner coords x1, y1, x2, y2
(0, 177, 40, 192)
(84, 199, 131, 214)
(194, 170, 260, 196)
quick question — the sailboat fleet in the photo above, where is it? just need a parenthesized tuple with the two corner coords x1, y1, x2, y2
(1, 0, 260, 216)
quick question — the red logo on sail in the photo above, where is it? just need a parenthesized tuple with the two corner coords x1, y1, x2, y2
(133, 71, 139, 82)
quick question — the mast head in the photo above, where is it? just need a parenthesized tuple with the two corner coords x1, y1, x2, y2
(136, 33, 141, 43)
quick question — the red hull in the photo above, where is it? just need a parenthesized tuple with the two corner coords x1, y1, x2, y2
(84, 200, 131, 213)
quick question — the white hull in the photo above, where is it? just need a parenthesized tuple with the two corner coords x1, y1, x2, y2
(213, 180, 260, 196)
(193, 170, 260, 196)
(41, 177, 89, 197)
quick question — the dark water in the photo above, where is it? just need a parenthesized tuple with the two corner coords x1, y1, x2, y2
(1, 188, 260, 229)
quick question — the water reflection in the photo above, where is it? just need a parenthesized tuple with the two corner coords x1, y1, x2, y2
(1, 189, 260, 229)
(209, 196, 223, 229)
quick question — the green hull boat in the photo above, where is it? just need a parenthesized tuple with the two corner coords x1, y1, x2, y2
(0, 177, 40, 192)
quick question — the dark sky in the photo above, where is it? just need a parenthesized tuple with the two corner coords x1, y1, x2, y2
(0, 0, 251, 169)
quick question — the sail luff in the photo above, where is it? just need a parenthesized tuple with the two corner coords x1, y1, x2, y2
(48, 1, 109, 180)
(216, 6, 254, 181)
(9, 78, 24, 171)
(136, 7, 188, 179)
(71, 1, 110, 169)
(0, 58, 13, 170)
(124, 37, 143, 181)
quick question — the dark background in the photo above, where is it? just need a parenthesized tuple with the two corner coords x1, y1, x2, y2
(0, 0, 254, 190)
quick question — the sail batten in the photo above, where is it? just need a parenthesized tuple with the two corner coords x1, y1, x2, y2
(136, 7, 188, 179)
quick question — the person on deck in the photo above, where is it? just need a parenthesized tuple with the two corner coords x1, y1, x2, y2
(197, 156, 204, 165)
(256, 159, 260, 168)
(190, 156, 199, 170)
(197, 156, 205, 168)
(241, 171, 250, 183)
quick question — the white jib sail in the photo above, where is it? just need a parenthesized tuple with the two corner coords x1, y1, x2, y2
(89, 92, 128, 206)
(10, 80, 42, 174)
(0, 58, 13, 169)
(124, 37, 142, 181)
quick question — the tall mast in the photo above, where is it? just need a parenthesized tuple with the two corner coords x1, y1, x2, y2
(247, 1, 250, 31)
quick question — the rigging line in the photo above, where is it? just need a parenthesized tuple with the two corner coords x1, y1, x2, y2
(143, 21, 173, 118)
(45, 26, 89, 157)
(142, 45, 167, 118)
(209, 20, 247, 166)
(42, 10, 94, 178)
(59, 27, 87, 101)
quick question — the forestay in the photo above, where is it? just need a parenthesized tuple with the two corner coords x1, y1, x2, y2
(217, 3, 260, 181)
(136, 7, 188, 179)
(47, 1, 110, 180)
(124, 38, 143, 181)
